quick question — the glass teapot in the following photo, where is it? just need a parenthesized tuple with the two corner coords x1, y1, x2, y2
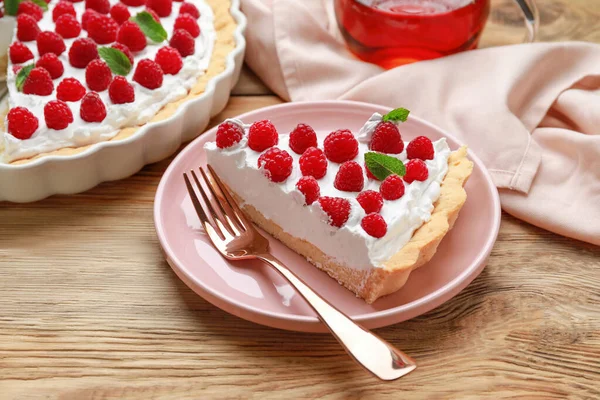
(334, 0, 539, 69)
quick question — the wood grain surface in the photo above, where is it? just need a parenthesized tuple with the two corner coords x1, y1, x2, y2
(2, 1, 600, 399)
(482, 0, 600, 47)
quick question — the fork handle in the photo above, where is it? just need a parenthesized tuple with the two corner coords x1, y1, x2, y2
(258, 253, 417, 381)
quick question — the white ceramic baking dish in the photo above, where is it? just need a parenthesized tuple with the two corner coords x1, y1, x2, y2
(0, 17, 15, 83)
(0, 17, 15, 61)
(0, 1, 246, 203)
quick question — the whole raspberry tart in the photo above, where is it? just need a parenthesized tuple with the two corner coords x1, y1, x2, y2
(205, 108, 474, 303)
(0, 0, 240, 166)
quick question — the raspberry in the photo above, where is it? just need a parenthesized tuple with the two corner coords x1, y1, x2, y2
(121, 0, 145, 6)
(57, 78, 87, 101)
(361, 213, 387, 238)
(36, 53, 64, 79)
(117, 21, 147, 52)
(289, 123, 317, 155)
(52, 1, 76, 22)
(37, 31, 66, 56)
(406, 136, 434, 160)
(404, 159, 429, 183)
(85, 0, 110, 14)
(216, 121, 243, 149)
(108, 76, 135, 104)
(323, 129, 358, 163)
(80, 92, 107, 122)
(257, 147, 293, 183)
(155, 46, 183, 75)
(87, 14, 119, 44)
(7, 107, 38, 140)
(334, 161, 364, 192)
(174, 14, 200, 38)
(9, 42, 34, 64)
(248, 120, 278, 152)
(82, 9, 101, 31)
(85, 59, 112, 91)
(318, 197, 351, 228)
(133, 59, 164, 89)
(23, 67, 54, 96)
(110, 3, 130, 25)
(44, 100, 73, 130)
(17, 1, 43, 22)
(380, 175, 405, 200)
(370, 121, 403, 154)
(16, 14, 40, 42)
(180, 2, 200, 19)
(145, 8, 161, 22)
(69, 38, 99, 68)
(299, 147, 327, 179)
(296, 176, 320, 205)
(356, 190, 383, 214)
(146, 0, 172, 17)
(55, 14, 82, 39)
(365, 164, 380, 181)
(169, 29, 195, 57)
(111, 43, 134, 65)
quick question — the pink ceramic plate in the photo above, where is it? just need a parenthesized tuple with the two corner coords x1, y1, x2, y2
(154, 100, 501, 333)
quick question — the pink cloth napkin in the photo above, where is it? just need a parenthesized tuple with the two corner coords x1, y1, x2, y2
(241, 0, 600, 246)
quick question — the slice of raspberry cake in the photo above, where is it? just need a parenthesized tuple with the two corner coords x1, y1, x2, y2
(204, 108, 473, 303)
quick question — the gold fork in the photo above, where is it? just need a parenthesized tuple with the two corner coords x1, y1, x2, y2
(183, 165, 417, 381)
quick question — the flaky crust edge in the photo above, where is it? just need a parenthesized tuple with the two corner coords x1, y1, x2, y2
(225, 146, 474, 304)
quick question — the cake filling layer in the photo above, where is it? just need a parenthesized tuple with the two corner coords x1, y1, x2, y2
(205, 115, 451, 270)
(1, 0, 216, 163)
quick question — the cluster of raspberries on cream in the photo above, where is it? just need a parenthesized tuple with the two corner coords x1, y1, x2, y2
(4, 0, 203, 140)
(213, 110, 439, 239)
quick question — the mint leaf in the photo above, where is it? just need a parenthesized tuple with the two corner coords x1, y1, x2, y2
(5, 0, 49, 14)
(15, 64, 35, 92)
(132, 11, 168, 43)
(98, 47, 132, 76)
(382, 108, 410, 123)
(28, 0, 49, 11)
(364, 152, 406, 181)
(5, 0, 19, 16)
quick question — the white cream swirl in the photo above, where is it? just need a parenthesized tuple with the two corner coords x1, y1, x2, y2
(357, 112, 382, 143)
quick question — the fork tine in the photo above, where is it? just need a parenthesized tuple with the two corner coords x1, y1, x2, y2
(200, 167, 245, 234)
(206, 165, 255, 231)
(195, 168, 238, 237)
(184, 172, 211, 225)
(190, 170, 231, 240)
(185, 172, 224, 243)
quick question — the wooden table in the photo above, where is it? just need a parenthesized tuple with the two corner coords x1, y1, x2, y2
(1, 1, 599, 398)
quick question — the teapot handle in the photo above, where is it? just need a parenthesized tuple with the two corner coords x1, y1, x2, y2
(514, 0, 539, 42)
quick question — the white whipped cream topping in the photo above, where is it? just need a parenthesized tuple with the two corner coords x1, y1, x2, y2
(1, 0, 216, 163)
(205, 114, 451, 270)
(357, 112, 382, 143)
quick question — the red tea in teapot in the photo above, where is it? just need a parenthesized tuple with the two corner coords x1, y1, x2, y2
(334, 0, 490, 68)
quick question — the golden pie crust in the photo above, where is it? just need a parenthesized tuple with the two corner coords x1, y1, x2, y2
(1, 0, 236, 165)
(0, 55, 6, 82)
(226, 146, 473, 304)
